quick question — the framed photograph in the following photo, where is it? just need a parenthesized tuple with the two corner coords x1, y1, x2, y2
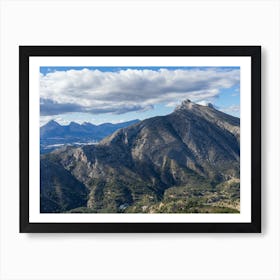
(19, 46, 261, 233)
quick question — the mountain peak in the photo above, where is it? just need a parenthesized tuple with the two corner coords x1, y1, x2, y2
(45, 120, 61, 127)
(82, 122, 95, 126)
(175, 99, 195, 111)
(174, 99, 217, 113)
(69, 121, 80, 127)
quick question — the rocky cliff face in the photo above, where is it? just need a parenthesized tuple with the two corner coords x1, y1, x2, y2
(40, 100, 240, 213)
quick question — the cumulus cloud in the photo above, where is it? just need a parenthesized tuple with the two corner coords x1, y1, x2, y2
(40, 68, 240, 116)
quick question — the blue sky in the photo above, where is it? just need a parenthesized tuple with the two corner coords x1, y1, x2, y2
(40, 66, 240, 126)
(40, 66, 239, 75)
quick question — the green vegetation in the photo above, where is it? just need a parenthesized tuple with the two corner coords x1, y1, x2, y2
(125, 180, 240, 214)
(66, 179, 240, 214)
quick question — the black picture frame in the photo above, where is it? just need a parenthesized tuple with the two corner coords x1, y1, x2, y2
(19, 46, 261, 233)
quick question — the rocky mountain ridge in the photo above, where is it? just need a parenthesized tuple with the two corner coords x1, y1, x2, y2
(40, 100, 240, 213)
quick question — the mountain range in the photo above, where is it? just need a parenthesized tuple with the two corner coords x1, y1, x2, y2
(40, 100, 240, 214)
(40, 119, 140, 153)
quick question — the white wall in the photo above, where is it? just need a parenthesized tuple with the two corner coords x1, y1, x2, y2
(0, 0, 279, 279)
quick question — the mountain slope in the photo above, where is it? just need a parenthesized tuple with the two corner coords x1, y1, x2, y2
(40, 100, 240, 213)
(40, 157, 89, 213)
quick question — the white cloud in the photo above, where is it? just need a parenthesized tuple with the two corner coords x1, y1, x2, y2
(40, 68, 240, 116)
(197, 100, 213, 106)
(220, 105, 240, 117)
(40, 115, 53, 126)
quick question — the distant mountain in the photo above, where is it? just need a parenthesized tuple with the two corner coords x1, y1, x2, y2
(40, 100, 240, 213)
(40, 119, 140, 153)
